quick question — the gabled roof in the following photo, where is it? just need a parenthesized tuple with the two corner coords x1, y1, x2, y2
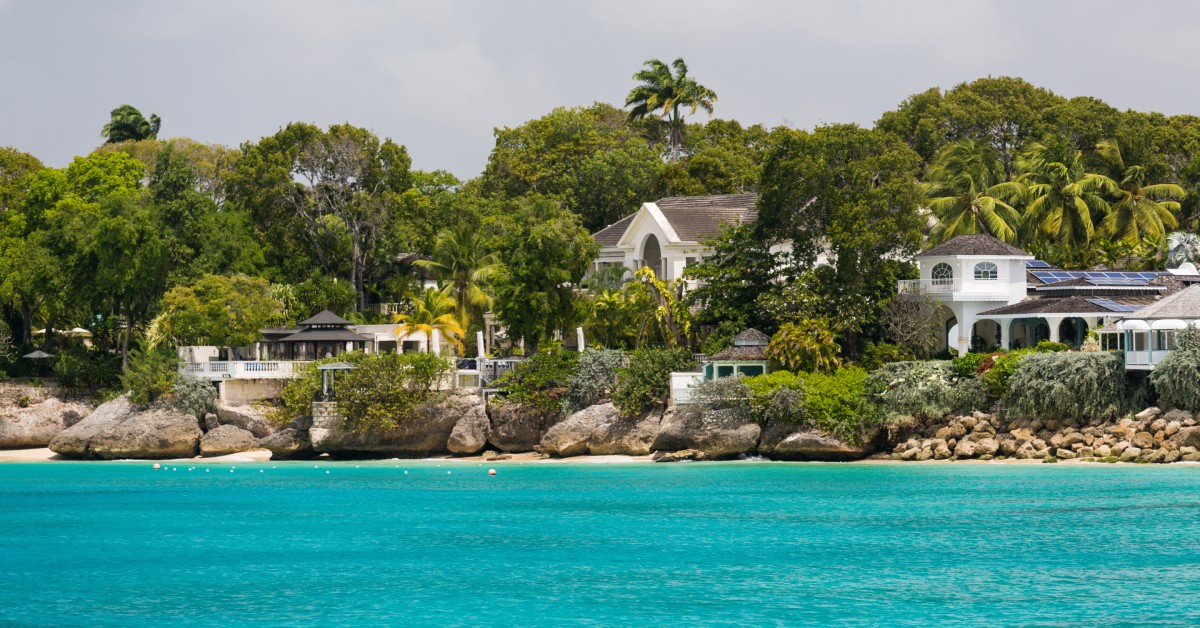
(732, 328, 770, 345)
(298, 309, 353, 327)
(1122, 284, 1200, 320)
(917, 234, 1031, 258)
(979, 295, 1157, 317)
(709, 345, 768, 361)
(593, 193, 758, 248)
(280, 328, 371, 343)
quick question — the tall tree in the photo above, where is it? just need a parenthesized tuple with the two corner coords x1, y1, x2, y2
(1090, 130, 1184, 243)
(100, 105, 161, 143)
(416, 222, 499, 331)
(157, 274, 283, 347)
(1018, 136, 1114, 248)
(393, 287, 465, 353)
(924, 139, 1025, 244)
(625, 58, 717, 163)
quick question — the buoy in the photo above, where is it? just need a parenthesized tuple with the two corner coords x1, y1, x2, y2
(152, 463, 160, 470)
(260, 470, 264, 473)
(326, 470, 330, 474)
(447, 471, 451, 475)
(488, 469, 496, 476)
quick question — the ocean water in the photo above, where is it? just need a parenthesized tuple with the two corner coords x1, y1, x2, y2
(1, 461, 1199, 626)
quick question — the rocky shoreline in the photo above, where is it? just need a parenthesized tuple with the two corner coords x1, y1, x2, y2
(2, 391, 1198, 465)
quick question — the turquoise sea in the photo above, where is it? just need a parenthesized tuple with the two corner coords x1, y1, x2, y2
(2, 461, 1199, 626)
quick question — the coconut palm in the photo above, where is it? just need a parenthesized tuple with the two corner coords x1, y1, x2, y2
(393, 287, 465, 354)
(924, 139, 1026, 244)
(1090, 131, 1184, 243)
(415, 223, 498, 331)
(625, 58, 717, 162)
(764, 319, 842, 374)
(1017, 136, 1114, 249)
(100, 105, 161, 143)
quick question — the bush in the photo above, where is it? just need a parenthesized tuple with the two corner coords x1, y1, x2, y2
(54, 349, 121, 390)
(868, 360, 986, 422)
(1151, 326, 1200, 411)
(171, 374, 217, 418)
(495, 348, 579, 416)
(857, 342, 914, 371)
(765, 320, 841, 374)
(1035, 340, 1069, 352)
(121, 344, 179, 404)
(336, 352, 451, 431)
(679, 376, 755, 424)
(1005, 352, 1128, 421)
(612, 348, 694, 417)
(743, 370, 806, 424)
(741, 368, 880, 443)
(980, 350, 1034, 398)
(561, 349, 624, 415)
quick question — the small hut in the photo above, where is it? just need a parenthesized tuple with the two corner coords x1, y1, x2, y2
(703, 328, 770, 380)
(273, 310, 370, 361)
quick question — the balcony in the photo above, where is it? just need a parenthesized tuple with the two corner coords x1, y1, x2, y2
(179, 361, 312, 381)
(897, 279, 961, 295)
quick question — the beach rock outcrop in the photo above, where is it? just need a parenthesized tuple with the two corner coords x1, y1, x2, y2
(85, 407, 203, 459)
(536, 404, 617, 457)
(312, 390, 485, 457)
(215, 404, 277, 438)
(0, 398, 92, 448)
(256, 428, 313, 459)
(447, 403, 491, 455)
(758, 424, 878, 461)
(589, 408, 662, 456)
(49, 395, 136, 458)
(200, 425, 258, 457)
(487, 401, 564, 453)
(651, 407, 760, 459)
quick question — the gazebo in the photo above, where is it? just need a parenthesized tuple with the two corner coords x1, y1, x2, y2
(272, 310, 370, 361)
(316, 362, 357, 401)
(703, 329, 770, 380)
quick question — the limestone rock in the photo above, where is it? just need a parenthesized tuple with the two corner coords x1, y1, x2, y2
(652, 407, 759, 459)
(1163, 409, 1193, 423)
(537, 404, 618, 457)
(935, 423, 967, 441)
(590, 408, 663, 456)
(653, 448, 708, 463)
(954, 439, 978, 458)
(256, 428, 313, 459)
(49, 395, 136, 458)
(487, 400, 563, 453)
(1060, 432, 1086, 448)
(87, 407, 203, 459)
(446, 403, 491, 455)
(1135, 407, 1161, 421)
(1120, 446, 1143, 462)
(199, 425, 258, 457)
(975, 437, 1000, 457)
(1166, 421, 1182, 437)
(215, 404, 277, 438)
(1056, 448, 1077, 460)
(314, 391, 485, 457)
(1171, 426, 1200, 449)
(758, 424, 877, 461)
(0, 398, 92, 448)
(1132, 432, 1155, 450)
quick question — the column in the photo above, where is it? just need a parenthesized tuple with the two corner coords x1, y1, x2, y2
(1000, 320, 1011, 350)
(1046, 317, 1064, 343)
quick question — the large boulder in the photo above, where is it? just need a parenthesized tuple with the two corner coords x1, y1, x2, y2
(487, 400, 564, 453)
(446, 400, 491, 455)
(651, 407, 760, 459)
(200, 425, 258, 457)
(536, 404, 621, 457)
(1171, 426, 1200, 450)
(312, 390, 486, 457)
(759, 424, 877, 461)
(256, 428, 313, 459)
(49, 395, 136, 458)
(590, 408, 663, 456)
(0, 398, 92, 448)
(86, 407, 203, 459)
(215, 404, 277, 438)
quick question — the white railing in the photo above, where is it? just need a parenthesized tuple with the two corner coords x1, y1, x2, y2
(179, 361, 312, 381)
(898, 279, 961, 295)
(670, 372, 703, 406)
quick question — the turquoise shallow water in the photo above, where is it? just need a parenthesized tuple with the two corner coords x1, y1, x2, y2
(2, 461, 1200, 626)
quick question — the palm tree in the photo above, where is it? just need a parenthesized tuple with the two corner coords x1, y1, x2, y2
(1017, 136, 1114, 249)
(924, 139, 1026, 244)
(765, 319, 842, 374)
(101, 104, 161, 143)
(415, 223, 498, 332)
(393, 287, 465, 354)
(625, 58, 717, 162)
(1090, 131, 1184, 243)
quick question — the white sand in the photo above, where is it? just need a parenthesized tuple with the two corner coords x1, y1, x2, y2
(0, 448, 63, 462)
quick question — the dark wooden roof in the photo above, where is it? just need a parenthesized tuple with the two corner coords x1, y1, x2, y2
(732, 328, 770, 345)
(298, 309, 353, 328)
(279, 328, 371, 343)
(917, 234, 1030, 258)
(979, 296, 1157, 317)
(592, 194, 758, 247)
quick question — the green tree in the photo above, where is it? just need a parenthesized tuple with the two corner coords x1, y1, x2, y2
(0, 147, 44, 213)
(625, 58, 718, 163)
(684, 224, 785, 333)
(491, 197, 598, 355)
(158, 274, 283, 347)
(924, 139, 1025, 243)
(765, 320, 842, 374)
(1018, 135, 1114, 248)
(416, 222, 498, 331)
(1090, 130, 1184, 243)
(100, 104, 161, 143)
(393, 287, 466, 354)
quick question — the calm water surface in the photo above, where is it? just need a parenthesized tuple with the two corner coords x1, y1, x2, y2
(1, 461, 1199, 626)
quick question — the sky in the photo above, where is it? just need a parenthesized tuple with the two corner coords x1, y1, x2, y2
(3, 0, 1200, 179)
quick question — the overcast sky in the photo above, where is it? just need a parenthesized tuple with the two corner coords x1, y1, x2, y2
(3, 0, 1200, 178)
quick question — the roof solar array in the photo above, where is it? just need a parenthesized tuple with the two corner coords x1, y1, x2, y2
(1031, 270, 1163, 284)
(1086, 298, 1145, 313)
(1026, 260, 1053, 268)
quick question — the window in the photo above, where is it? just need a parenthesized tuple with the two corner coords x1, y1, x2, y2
(974, 262, 998, 281)
(931, 263, 954, 286)
(1156, 330, 1177, 351)
(1132, 331, 1148, 352)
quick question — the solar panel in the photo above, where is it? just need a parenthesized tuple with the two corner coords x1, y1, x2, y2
(1086, 298, 1144, 313)
(1026, 260, 1052, 269)
(1085, 277, 1151, 286)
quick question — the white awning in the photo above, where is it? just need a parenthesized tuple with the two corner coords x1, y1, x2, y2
(1151, 319, 1190, 331)
(1118, 320, 1150, 331)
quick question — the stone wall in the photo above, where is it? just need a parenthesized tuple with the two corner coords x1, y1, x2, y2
(0, 380, 77, 405)
(218, 379, 287, 404)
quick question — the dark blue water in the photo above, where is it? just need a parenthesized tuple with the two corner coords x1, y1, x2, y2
(2, 461, 1199, 626)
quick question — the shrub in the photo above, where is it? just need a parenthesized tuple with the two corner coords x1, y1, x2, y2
(1151, 326, 1200, 411)
(171, 374, 217, 418)
(495, 348, 579, 416)
(951, 352, 995, 378)
(857, 342, 914, 371)
(867, 360, 986, 421)
(743, 370, 806, 424)
(765, 320, 841, 374)
(121, 344, 179, 404)
(560, 349, 624, 415)
(1005, 352, 1128, 421)
(336, 352, 451, 431)
(54, 349, 121, 390)
(612, 348, 693, 417)
(980, 350, 1034, 398)
(679, 376, 754, 425)
(1035, 340, 1069, 352)
(16, 395, 29, 408)
(741, 368, 880, 443)
(700, 320, 745, 357)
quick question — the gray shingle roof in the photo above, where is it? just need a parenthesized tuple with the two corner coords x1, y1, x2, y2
(298, 309, 353, 327)
(917, 234, 1030, 258)
(732, 328, 770, 345)
(979, 296, 1134, 317)
(280, 328, 371, 343)
(709, 345, 768, 361)
(1123, 284, 1200, 320)
(592, 193, 758, 247)
(592, 214, 636, 247)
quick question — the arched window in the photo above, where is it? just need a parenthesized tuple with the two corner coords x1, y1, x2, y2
(974, 262, 998, 281)
(931, 263, 954, 286)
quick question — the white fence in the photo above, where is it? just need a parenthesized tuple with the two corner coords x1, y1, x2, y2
(179, 361, 312, 381)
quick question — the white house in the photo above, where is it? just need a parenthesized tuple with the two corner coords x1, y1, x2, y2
(592, 193, 759, 285)
(1114, 284, 1200, 370)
